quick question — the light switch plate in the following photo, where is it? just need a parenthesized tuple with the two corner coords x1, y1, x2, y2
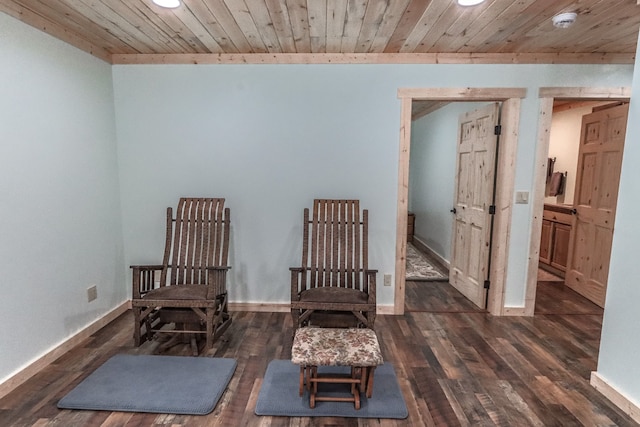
(515, 191, 529, 204)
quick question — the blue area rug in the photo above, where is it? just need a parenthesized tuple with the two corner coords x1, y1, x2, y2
(58, 354, 236, 415)
(255, 360, 408, 419)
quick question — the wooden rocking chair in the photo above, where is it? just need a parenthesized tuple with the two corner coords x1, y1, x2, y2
(131, 198, 232, 353)
(290, 199, 377, 330)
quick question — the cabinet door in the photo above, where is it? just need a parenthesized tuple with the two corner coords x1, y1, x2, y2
(550, 223, 571, 271)
(539, 220, 552, 264)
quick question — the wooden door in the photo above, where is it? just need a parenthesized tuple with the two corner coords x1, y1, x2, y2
(565, 103, 628, 307)
(450, 103, 500, 308)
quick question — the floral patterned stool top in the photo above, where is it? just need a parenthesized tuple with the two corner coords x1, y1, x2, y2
(292, 327, 383, 366)
(291, 327, 383, 409)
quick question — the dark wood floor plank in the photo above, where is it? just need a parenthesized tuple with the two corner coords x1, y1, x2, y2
(448, 324, 518, 381)
(534, 281, 603, 315)
(481, 380, 545, 427)
(474, 391, 512, 427)
(405, 280, 483, 313)
(411, 367, 462, 426)
(499, 337, 547, 382)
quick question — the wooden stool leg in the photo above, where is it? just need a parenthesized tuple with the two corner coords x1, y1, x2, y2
(354, 388, 361, 410)
(311, 368, 318, 408)
(351, 367, 361, 410)
(357, 367, 367, 393)
(299, 366, 304, 396)
(366, 366, 376, 398)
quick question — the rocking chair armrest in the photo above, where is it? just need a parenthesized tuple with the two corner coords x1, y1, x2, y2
(206, 266, 231, 299)
(290, 268, 305, 299)
(130, 264, 165, 270)
(131, 265, 165, 299)
(206, 266, 231, 271)
(365, 269, 377, 303)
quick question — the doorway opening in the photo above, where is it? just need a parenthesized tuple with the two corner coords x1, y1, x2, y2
(394, 88, 526, 316)
(525, 87, 631, 315)
(407, 102, 504, 312)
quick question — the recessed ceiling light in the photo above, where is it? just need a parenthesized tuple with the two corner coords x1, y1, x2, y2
(153, 0, 180, 8)
(457, 0, 486, 6)
(552, 12, 578, 29)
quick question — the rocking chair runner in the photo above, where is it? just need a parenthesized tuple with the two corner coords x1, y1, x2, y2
(290, 199, 377, 330)
(131, 198, 232, 352)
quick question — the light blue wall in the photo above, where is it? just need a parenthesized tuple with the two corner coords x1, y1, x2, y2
(112, 63, 633, 308)
(0, 13, 125, 383)
(112, 65, 400, 305)
(596, 33, 640, 403)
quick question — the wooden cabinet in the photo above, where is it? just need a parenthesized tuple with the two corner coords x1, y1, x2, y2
(550, 223, 571, 271)
(539, 219, 552, 264)
(407, 212, 415, 243)
(539, 204, 573, 277)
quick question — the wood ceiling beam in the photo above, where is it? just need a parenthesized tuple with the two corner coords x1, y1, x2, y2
(539, 87, 632, 100)
(111, 52, 635, 65)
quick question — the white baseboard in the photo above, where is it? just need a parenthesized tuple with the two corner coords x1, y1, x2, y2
(229, 302, 395, 315)
(502, 306, 527, 316)
(591, 371, 640, 423)
(229, 302, 290, 312)
(412, 237, 450, 270)
(377, 305, 394, 315)
(0, 301, 130, 400)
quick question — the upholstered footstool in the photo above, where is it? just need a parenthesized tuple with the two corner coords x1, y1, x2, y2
(291, 327, 383, 409)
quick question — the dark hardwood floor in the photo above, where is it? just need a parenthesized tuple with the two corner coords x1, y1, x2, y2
(0, 279, 635, 426)
(534, 280, 603, 315)
(405, 280, 482, 313)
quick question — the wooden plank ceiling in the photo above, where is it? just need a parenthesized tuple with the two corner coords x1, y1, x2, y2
(1, 0, 639, 65)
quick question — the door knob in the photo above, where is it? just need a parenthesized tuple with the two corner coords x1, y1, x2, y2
(450, 208, 457, 214)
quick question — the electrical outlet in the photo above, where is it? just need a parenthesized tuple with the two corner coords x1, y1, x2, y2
(87, 285, 97, 302)
(384, 274, 392, 286)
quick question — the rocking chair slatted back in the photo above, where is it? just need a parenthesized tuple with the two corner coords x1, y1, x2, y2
(302, 199, 369, 293)
(160, 198, 229, 288)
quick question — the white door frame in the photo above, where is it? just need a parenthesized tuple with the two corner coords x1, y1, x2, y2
(523, 87, 631, 315)
(395, 88, 526, 316)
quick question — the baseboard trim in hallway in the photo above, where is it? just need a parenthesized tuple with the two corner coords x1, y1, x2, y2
(591, 371, 640, 424)
(0, 301, 130, 399)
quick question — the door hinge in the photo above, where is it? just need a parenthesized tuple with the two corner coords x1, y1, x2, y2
(494, 125, 502, 135)
(484, 280, 491, 289)
(489, 205, 496, 215)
